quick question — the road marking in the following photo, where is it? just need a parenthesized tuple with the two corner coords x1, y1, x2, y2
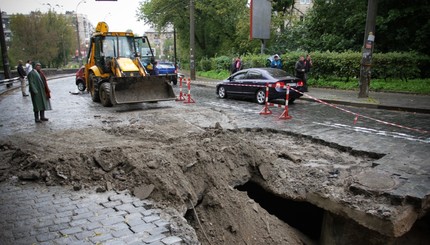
(314, 122, 430, 143)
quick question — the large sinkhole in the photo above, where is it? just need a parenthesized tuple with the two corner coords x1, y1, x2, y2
(236, 181, 324, 241)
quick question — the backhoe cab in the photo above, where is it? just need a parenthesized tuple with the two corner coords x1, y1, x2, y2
(84, 22, 175, 107)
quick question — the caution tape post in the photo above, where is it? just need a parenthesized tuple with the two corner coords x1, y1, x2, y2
(259, 84, 272, 115)
(176, 77, 186, 101)
(184, 78, 196, 104)
(279, 85, 292, 120)
(259, 83, 292, 120)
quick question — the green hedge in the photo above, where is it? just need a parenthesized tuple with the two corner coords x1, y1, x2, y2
(197, 51, 430, 81)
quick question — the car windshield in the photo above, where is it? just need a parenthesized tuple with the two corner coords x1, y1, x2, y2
(267, 69, 290, 78)
(158, 63, 174, 67)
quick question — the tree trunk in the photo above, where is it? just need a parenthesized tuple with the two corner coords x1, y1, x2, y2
(0, 9, 11, 83)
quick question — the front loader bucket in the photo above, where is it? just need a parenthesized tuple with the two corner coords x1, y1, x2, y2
(110, 76, 176, 105)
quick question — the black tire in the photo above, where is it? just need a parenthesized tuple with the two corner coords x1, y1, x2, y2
(77, 81, 86, 91)
(289, 98, 296, 104)
(89, 72, 100, 102)
(99, 83, 113, 107)
(255, 89, 266, 104)
(218, 86, 227, 99)
(172, 76, 178, 85)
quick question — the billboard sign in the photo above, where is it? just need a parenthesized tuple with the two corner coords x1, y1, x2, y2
(250, 0, 272, 40)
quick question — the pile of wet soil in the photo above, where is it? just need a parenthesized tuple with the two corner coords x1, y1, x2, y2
(0, 121, 395, 244)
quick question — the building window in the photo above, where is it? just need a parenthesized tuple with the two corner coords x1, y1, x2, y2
(300, 0, 311, 4)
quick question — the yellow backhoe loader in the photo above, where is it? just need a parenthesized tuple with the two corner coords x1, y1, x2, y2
(84, 22, 175, 107)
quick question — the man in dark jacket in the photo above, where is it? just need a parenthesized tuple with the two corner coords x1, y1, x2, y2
(295, 56, 308, 92)
(17, 60, 28, 96)
(27, 63, 51, 123)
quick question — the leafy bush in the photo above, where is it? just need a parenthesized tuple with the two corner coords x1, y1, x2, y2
(199, 57, 212, 72)
(211, 56, 231, 71)
(197, 51, 430, 81)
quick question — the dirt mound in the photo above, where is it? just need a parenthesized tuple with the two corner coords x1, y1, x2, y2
(0, 122, 383, 244)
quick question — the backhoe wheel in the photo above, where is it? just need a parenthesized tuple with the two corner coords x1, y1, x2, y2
(99, 83, 113, 107)
(89, 72, 100, 102)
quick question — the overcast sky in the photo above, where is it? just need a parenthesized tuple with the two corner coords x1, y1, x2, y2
(1, 0, 150, 35)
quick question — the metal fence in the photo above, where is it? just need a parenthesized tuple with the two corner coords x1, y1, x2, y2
(0, 68, 78, 95)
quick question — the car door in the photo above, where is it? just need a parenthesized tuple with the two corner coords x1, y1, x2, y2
(225, 71, 247, 95)
(241, 70, 265, 96)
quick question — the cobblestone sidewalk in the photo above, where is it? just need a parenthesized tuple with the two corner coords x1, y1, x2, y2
(0, 181, 192, 245)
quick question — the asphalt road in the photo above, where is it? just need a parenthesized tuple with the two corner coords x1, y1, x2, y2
(1, 76, 429, 144)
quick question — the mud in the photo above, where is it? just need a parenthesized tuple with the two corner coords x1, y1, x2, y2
(0, 111, 419, 244)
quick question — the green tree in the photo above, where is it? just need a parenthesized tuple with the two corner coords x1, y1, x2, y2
(377, 0, 430, 55)
(278, 0, 430, 55)
(9, 11, 76, 68)
(271, 0, 295, 32)
(304, 0, 366, 52)
(137, 0, 253, 60)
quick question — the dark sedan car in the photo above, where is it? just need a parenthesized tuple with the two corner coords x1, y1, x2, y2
(216, 68, 304, 104)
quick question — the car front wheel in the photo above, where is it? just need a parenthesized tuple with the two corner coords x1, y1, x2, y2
(256, 89, 266, 104)
(218, 86, 227, 99)
(77, 81, 86, 91)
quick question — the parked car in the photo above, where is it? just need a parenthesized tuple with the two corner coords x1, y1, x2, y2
(75, 66, 86, 91)
(157, 62, 178, 85)
(216, 68, 304, 104)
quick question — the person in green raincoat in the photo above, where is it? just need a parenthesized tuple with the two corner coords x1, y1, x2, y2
(27, 63, 52, 123)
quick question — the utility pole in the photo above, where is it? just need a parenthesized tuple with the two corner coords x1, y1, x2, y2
(75, 0, 86, 66)
(358, 0, 378, 98)
(173, 27, 177, 69)
(189, 0, 196, 80)
(0, 10, 11, 86)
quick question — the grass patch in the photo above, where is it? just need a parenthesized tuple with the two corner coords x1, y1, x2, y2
(308, 77, 430, 94)
(197, 70, 230, 80)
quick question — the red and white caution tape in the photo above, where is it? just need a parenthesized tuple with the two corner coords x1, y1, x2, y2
(290, 87, 430, 134)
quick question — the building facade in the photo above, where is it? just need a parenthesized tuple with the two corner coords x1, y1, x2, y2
(65, 11, 93, 59)
(144, 27, 175, 61)
(294, 0, 314, 21)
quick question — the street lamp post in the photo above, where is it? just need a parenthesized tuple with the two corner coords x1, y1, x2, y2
(75, 0, 86, 65)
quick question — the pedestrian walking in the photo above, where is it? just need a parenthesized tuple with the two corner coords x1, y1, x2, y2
(25, 60, 33, 74)
(270, 54, 282, 69)
(17, 60, 29, 97)
(305, 54, 313, 74)
(295, 55, 308, 92)
(231, 56, 242, 74)
(27, 63, 51, 123)
(304, 54, 313, 91)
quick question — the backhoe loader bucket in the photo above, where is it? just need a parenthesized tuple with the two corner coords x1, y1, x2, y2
(110, 76, 176, 105)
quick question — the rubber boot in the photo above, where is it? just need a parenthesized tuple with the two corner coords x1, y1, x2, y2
(40, 111, 49, 121)
(34, 112, 41, 123)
